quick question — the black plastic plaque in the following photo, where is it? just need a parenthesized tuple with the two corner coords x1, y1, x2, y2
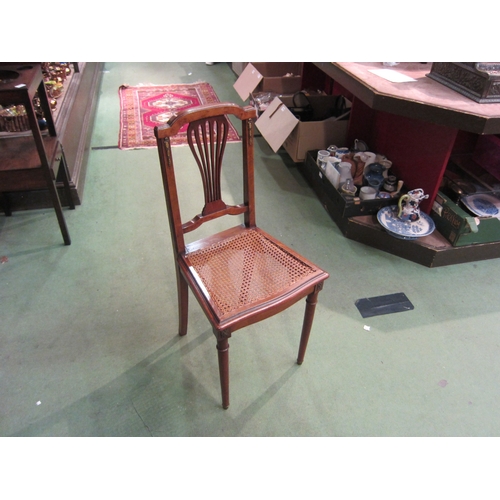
(355, 292, 414, 318)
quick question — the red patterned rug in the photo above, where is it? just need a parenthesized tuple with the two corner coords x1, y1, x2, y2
(118, 82, 241, 150)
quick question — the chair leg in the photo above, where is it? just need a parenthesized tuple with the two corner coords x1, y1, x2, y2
(215, 334, 230, 409)
(297, 285, 321, 365)
(177, 267, 189, 336)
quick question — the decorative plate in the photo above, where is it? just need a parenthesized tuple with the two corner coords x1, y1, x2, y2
(461, 193, 500, 217)
(377, 206, 435, 240)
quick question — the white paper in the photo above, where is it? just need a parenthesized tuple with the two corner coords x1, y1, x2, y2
(369, 69, 417, 83)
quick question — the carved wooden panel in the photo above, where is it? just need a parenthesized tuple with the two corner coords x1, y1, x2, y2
(428, 62, 500, 103)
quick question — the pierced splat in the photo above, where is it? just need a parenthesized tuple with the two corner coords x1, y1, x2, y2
(187, 115, 229, 216)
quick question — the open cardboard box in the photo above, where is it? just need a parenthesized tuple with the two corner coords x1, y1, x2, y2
(280, 94, 350, 162)
(253, 94, 350, 161)
(234, 64, 350, 162)
(251, 62, 302, 94)
(233, 63, 302, 101)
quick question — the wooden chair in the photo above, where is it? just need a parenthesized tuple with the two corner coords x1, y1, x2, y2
(154, 103, 329, 409)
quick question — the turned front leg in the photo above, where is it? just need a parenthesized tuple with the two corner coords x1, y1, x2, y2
(215, 330, 231, 409)
(297, 284, 323, 365)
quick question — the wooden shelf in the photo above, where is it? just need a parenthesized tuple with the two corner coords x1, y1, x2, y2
(0, 134, 59, 190)
(343, 215, 500, 268)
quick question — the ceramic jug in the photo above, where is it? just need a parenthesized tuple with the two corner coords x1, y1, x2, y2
(338, 162, 353, 187)
(398, 188, 429, 222)
(364, 162, 385, 192)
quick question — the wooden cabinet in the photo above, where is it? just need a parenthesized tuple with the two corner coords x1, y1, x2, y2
(300, 62, 500, 267)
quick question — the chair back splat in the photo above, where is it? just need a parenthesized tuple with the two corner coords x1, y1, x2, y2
(154, 102, 329, 409)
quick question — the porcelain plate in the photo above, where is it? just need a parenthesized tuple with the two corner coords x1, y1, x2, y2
(377, 206, 435, 240)
(461, 193, 500, 217)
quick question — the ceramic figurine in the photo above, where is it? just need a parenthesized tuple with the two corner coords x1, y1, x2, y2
(398, 188, 429, 222)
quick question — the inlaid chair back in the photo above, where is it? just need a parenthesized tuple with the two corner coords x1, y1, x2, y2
(155, 102, 329, 409)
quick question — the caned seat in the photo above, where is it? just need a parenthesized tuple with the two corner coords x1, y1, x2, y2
(154, 102, 329, 409)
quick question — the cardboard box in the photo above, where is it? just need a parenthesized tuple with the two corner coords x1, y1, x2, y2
(280, 95, 350, 162)
(254, 94, 350, 160)
(431, 191, 500, 246)
(233, 63, 302, 101)
(251, 62, 302, 95)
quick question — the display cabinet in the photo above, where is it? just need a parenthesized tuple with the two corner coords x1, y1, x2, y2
(0, 63, 74, 244)
(0, 62, 103, 213)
